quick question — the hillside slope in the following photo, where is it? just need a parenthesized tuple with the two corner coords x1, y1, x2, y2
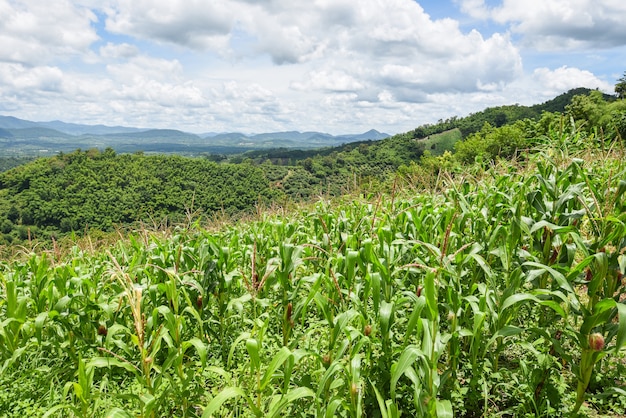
(0, 131, 625, 417)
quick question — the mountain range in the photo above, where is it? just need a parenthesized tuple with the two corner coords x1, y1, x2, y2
(0, 115, 389, 156)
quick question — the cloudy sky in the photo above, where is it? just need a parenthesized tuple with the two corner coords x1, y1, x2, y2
(1, 0, 625, 135)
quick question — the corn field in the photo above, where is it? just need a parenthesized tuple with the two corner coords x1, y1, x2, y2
(1, 133, 626, 417)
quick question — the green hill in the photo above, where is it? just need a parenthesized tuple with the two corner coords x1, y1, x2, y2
(0, 150, 291, 239)
(2, 88, 625, 245)
(6, 127, 73, 139)
(419, 129, 462, 155)
(408, 87, 614, 140)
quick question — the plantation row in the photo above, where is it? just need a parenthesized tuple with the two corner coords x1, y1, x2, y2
(1, 128, 625, 417)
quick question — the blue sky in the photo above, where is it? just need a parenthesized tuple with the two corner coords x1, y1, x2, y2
(0, 0, 624, 134)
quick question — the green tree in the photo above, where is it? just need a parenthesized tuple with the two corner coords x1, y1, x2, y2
(615, 71, 626, 99)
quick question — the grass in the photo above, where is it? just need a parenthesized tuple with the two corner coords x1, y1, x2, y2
(419, 128, 462, 156)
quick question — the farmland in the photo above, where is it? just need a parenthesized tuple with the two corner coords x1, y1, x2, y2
(1, 88, 626, 417)
(1, 122, 626, 417)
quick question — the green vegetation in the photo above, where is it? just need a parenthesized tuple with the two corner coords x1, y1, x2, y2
(419, 129, 462, 156)
(1, 128, 625, 417)
(407, 87, 614, 140)
(615, 72, 626, 100)
(0, 156, 34, 173)
(0, 134, 425, 245)
(0, 149, 293, 243)
(1, 86, 626, 417)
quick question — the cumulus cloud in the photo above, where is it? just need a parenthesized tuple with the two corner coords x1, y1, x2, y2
(100, 42, 140, 59)
(460, 0, 626, 50)
(0, 0, 622, 134)
(106, 55, 184, 82)
(0, 0, 98, 65)
(291, 70, 364, 93)
(530, 66, 613, 95)
(102, 0, 236, 51)
(270, 0, 523, 108)
(0, 63, 64, 93)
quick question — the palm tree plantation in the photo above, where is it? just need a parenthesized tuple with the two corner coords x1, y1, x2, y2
(1, 87, 626, 417)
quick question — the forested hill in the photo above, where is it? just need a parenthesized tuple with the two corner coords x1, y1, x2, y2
(407, 87, 615, 139)
(0, 151, 282, 239)
(1, 87, 624, 246)
(0, 133, 425, 243)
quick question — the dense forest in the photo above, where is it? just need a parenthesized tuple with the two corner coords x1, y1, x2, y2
(0, 134, 424, 244)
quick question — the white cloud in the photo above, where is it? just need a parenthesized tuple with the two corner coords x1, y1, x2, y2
(457, 0, 490, 19)
(103, 0, 235, 51)
(0, 0, 623, 135)
(530, 66, 613, 95)
(291, 70, 364, 93)
(100, 42, 140, 59)
(106, 55, 184, 82)
(461, 0, 626, 50)
(0, 0, 98, 65)
(0, 63, 64, 93)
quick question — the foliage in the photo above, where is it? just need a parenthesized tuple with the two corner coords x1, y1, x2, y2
(1, 126, 626, 417)
(566, 90, 626, 140)
(0, 157, 35, 173)
(615, 72, 626, 100)
(453, 121, 533, 164)
(419, 129, 462, 156)
(407, 88, 606, 140)
(0, 133, 428, 246)
(0, 150, 290, 243)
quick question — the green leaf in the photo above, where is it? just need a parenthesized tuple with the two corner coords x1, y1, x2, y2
(324, 397, 344, 418)
(105, 407, 133, 418)
(436, 399, 453, 418)
(495, 325, 523, 338)
(267, 387, 315, 418)
(523, 261, 574, 294)
(615, 302, 626, 352)
(486, 326, 523, 350)
(42, 404, 68, 418)
(424, 269, 438, 320)
(350, 354, 361, 385)
(184, 337, 207, 367)
(500, 293, 539, 312)
(404, 296, 426, 347)
(390, 345, 424, 399)
(87, 356, 139, 375)
(539, 300, 567, 318)
(246, 338, 260, 372)
(202, 387, 247, 418)
(379, 301, 395, 339)
(616, 180, 626, 202)
(580, 299, 618, 336)
(371, 382, 389, 418)
(261, 346, 293, 391)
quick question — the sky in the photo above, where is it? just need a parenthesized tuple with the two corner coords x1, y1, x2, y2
(0, 0, 625, 135)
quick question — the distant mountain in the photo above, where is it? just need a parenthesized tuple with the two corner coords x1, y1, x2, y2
(38, 120, 144, 136)
(7, 127, 73, 139)
(101, 129, 201, 141)
(0, 115, 41, 130)
(203, 130, 389, 148)
(0, 128, 14, 138)
(339, 129, 389, 141)
(0, 114, 388, 156)
(203, 132, 248, 142)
